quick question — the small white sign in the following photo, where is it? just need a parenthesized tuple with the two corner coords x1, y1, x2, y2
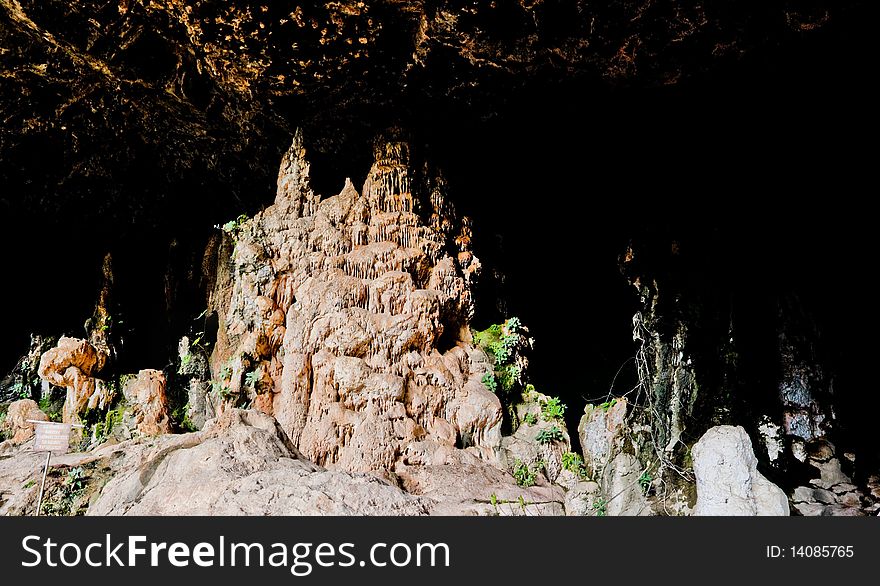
(31, 421, 73, 453)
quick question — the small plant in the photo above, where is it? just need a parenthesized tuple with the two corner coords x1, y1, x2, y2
(541, 396, 566, 421)
(220, 358, 235, 380)
(244, 370, 261, 391)
(16, 382, 31, 400)
(38, 394, 63, 422)
(639, 470, 653, 494)
(23, 479, 36, 489)
(513, 459, 538, 488)
(473, 323, 502, 348)
(488, 340, 510, 363)
(594, 497, 607, 517)
(481, 372, 497, 393)
(65, 467, 87, 492)
(473, 319, 521, 366)
(496, 364, 520, 392)
(536, 426, 564, 445)
(41, 466, 89, 516)
(561, 451, 588, 478)
(599, 398, 618, 413)
(522, 412, 538, 426)
(92, 406, 125, 444)
(220, 214, 249, 241)
(210, 380, 233, 399)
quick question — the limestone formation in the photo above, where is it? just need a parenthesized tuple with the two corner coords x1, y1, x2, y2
(122, 370, 172, 436)
(0, 399, 48, 445)
(692, 426, 789, 516)
(210, 132, 497, 475)
(500, 394, 573, 485)
(788, 439, 877, 516)
(578, 398, 629, 478)
(88, 409, 429, 516)
(37, 337, 113, 424)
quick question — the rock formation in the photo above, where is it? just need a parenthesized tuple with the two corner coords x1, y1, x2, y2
(0, 399, 47, 445)
(37, 337, 113, 424)
(208, 132, 498, 477)
(121, 370, 172, 437)
(0, 408, 564, 516)
(692, 426, 789, 516)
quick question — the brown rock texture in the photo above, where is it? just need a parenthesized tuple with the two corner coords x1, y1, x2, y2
(122, 369, 172, 436)
(0, 399, 48, 444)
(37, 337, 113, 423)
(211, 132, 499, 474)
(0, 408, 564, 516)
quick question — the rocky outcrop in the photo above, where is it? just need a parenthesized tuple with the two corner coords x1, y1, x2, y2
(37, 337, 113, 424)
(209, 132, 497, 476)
(0, 335, 54, 402)
(89, 409, 429, 516)
(575, 398, 651, 516)
(121, 369, 171, 437)
(0, 399, 47, 445)
(0, 408, 566, 516)
(788, 439, 878, 516)
(692, 425, 789, 516)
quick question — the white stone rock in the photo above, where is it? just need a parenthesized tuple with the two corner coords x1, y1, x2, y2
(692, 425, 789, 516)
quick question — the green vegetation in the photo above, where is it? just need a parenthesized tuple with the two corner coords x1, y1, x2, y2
(221, 214, 249, 241)
(639, 470, 653, 494)
(496, 364, 520, 392)
(178, 324, 212, 376)
(474, 318, 523, 397)
(41, 466, 89, 516)
(535, 425, 564, 445)
(211, 379, 233, 398)
(513, 459, 539, 488)
(91, 405, 125, 444)
(522, 412, 538, 426)
(171, 402, 198, 433)
(540, 396, 566, 421)
(593, 497, 607, 517)
(15, 381, 31, 400)
(39, 392, 63, 422)
(244, 370, 263, 392)
(178, 352, 194, 372)
(599, 398, 618, 412)
(561, 451, 588, 478)
(23, 479, 36, 489)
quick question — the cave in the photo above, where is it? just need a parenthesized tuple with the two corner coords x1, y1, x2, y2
(1, 0, 876, 517)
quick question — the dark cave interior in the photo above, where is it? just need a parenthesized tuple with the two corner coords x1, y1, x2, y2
(1, 6, 877, 485)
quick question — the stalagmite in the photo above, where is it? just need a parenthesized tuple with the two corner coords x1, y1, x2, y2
(211, 133, 500, 476)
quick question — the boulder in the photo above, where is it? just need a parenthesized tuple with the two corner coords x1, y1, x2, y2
(0, 399, 48, 444)
(122, 370, 172, 436)
(37, 337, 112, 423)
(578, 398, 628, 478)
(692, 425, 789, 516)
(603, 452, 652, 516)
